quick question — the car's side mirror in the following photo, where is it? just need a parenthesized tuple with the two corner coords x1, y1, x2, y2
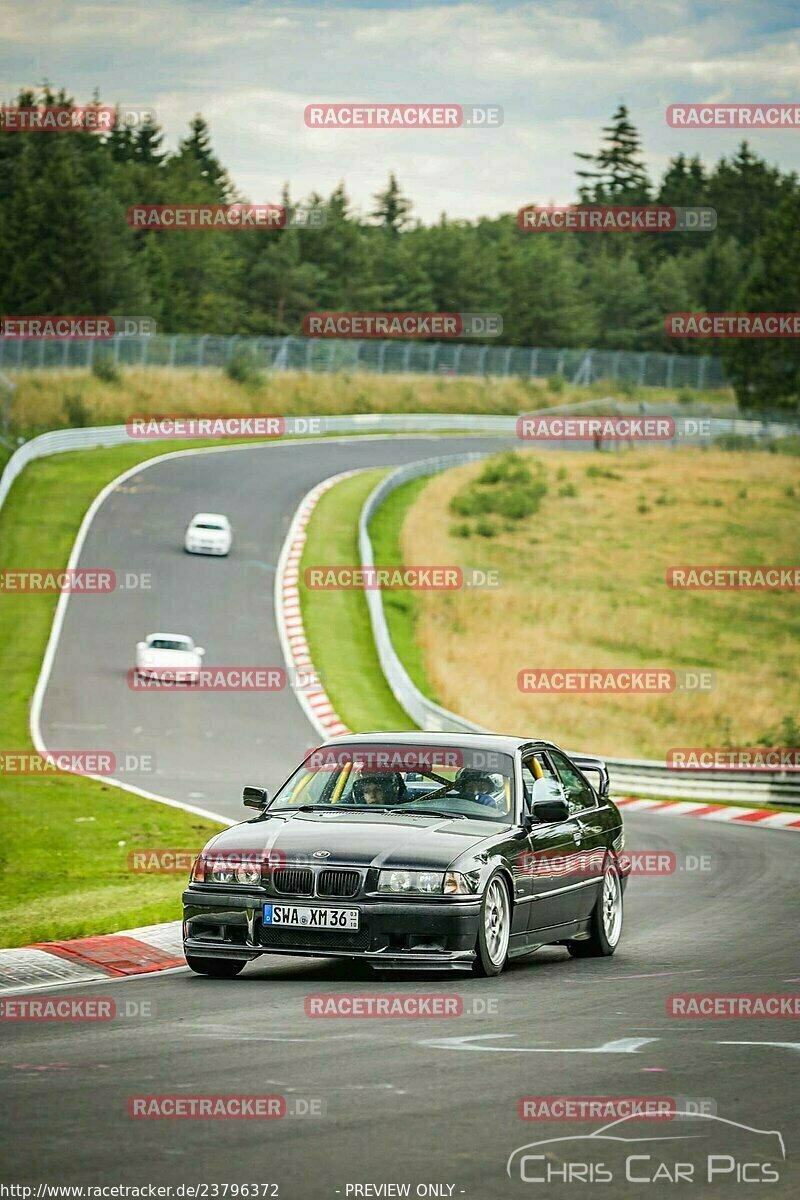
(529, 777, 569, 824)
(243, 785, 270, 811)
(136, 641, 146, 651)
(196, 647, 206, 657)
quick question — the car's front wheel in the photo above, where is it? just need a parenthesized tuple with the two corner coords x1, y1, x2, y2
(473, 872, 511, 976)
(568, 863, 623, 958)
(185, 954, 246, 978)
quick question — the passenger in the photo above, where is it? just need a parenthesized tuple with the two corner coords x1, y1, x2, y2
(456, 768, 506, 812)
(352, 772, 405, 806)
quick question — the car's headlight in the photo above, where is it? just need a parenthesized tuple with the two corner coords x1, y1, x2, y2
(377, 869, 444, 894)
(444, 870, 481, 895)
(235, 864, 261, 885)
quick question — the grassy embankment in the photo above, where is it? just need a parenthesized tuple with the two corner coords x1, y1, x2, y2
(401, 447, 799, 760)
(8, 366, 733, 437)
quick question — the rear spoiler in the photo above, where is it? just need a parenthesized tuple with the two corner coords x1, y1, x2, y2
(571, 755, 610, 798)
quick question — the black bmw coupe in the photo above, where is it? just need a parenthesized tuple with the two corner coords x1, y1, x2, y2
(182, 732, 629, 978)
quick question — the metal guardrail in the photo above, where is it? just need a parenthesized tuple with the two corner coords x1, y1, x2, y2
(2, 405, 798, 519)
(359, 456, 800, 806)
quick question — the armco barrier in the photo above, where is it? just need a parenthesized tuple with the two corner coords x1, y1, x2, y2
(2, 402, 797, 519)
(358, 456, 800, 806)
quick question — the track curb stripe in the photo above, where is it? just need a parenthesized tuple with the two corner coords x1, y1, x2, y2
(615, 796, 800, 830)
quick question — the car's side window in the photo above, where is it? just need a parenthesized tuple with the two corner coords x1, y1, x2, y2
(549, 751, 596, 815)
(521, 758, 537, 810)
(521, 752, 560, 811)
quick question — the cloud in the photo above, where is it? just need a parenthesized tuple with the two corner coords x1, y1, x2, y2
(1, 0, 798, 219)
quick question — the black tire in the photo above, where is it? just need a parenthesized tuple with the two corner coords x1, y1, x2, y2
(472, 872, 511, 977)
(567, 864, 623, 958)
(185, 954, 246, 978)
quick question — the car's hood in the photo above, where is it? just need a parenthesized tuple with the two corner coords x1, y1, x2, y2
(206, 809, 501, 871)
(139, 648, 200, 669)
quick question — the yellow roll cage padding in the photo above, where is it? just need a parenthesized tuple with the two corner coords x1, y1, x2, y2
(531, 757, 544, 780)
(331, 761, 352, 804)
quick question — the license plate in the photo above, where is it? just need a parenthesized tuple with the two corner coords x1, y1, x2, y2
(263, 903, 359, 930)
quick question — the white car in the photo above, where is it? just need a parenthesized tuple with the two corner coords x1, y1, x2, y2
(135, 633, 205, 683)
(184, 513, 232, 556)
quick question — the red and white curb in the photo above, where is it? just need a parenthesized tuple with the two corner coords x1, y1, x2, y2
(615, 796, 800, 830)
(0, 921, 184, 995)
(274, 469, 365, 742)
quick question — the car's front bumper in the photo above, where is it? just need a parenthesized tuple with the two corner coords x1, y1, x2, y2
(182, 887, 482, 971)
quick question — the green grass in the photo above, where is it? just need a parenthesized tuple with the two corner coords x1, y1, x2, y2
(0, 439, 277, 947)
(298, 471, 414, 733)
(368, 476, 440, 703)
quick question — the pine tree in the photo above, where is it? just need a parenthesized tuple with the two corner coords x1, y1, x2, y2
(575, 105, 651, 202)
(371, 173, 413, 235)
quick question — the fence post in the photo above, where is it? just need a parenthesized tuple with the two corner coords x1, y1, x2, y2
(637, 353, 647, 386)
(698, 356, 707, 389)
(196, 336, 208, 367)
(666, 355, 675, 388)
(529, 348, 539, 377)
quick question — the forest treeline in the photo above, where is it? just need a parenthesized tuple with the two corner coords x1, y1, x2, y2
(1, 90, 799, 411)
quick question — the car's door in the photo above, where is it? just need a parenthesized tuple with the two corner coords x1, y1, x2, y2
(522, 751, 586, 933)
(548, 749, 606, 922)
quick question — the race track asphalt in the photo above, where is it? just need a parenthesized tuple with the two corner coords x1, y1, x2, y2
(8, 434, 799, 1197)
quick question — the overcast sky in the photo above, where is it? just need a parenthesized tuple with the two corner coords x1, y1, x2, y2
(2, 0, 799, 221)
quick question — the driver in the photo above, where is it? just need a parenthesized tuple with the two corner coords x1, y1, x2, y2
(352, 771, 405, 806)
(455, 768, 505, 811)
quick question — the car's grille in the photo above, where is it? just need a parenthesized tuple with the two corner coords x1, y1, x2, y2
(272, 868, 313, 896)
(259, 925, 371, 952)
(318, 869, 360, 898)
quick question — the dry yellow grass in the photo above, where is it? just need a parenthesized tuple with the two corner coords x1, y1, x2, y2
(401, 448, 799, 759)
(9, 367, 733, 430)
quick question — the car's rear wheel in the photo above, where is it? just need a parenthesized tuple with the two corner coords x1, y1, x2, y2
(568, 863, 623, 958)
(473, 873, 511, 976)
(185, 954, 246, 978)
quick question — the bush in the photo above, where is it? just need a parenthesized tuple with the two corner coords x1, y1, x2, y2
(449, 452, 548, 523)
(225, 346, 262, 386)
(586, 463, 621, 481)
(475, 519, 497, 537)
(451, 523, 472, 538)
(677, 389, 696, 405)
(63, 391, 89, 427)
(91, 351, 121, 384)
(547, 374, 565, 393)
(558, 482, 578, 498)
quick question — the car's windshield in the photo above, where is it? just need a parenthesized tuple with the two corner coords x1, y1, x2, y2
(149, 637, 192, 651)
(271, 745, 516, 822)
